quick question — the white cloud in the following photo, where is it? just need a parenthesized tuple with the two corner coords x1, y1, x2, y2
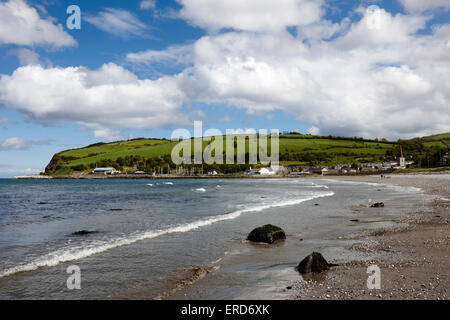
(140, 0, 156, 10)
(338, 6, 427, 47)
(0, 167, 40, 175)
(126, 44, 193, 65)
(0, 137, 30, 149)
(0, 117, 9, 123)
(307, 126, 320, 135)
(0, 0, 76, 47)
(8, 48, 40, 65)
(165, 7, 448, 139)
(85, 8, 149, 37)
(0, 63, 187, 130)
(177, 0, 323, 32)
(2, 3, 450, 140)
(93, 128, 124, 142)
(398, 0, 450, 13)
(0, 137, 49, 150)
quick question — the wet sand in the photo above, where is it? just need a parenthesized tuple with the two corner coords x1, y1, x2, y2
(293, 173, 449, 300)
(159, 174, 440, 300)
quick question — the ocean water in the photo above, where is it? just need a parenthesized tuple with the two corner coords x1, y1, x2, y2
(0, 178, 425, 299)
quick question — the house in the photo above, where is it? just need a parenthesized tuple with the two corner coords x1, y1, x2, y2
(312, 167, 329, 175)
(245, 167, 260, 175)
(361, 162, 383, 170)
(259, 167, 276, 175)
(442, 152, 450, 166)
(93, 167, 120, 175)
(291, 167, 312, 175)
(405, 160, 415, 167)
(270, 165, 289, 175)
(332, 163, 351, 170)
(207, 170, 218, 175)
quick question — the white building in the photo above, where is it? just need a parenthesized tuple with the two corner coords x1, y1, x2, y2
(259, 167, 276, 175)
(93, 167, 120, 175)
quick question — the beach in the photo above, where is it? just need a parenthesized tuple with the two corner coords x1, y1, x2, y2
(0, 174, 448, 300)
(164, 173, 449, 300)
(292, 173, 450, 300)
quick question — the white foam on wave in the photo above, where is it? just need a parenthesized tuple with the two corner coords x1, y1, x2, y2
(323, 178, 422, 194)
(310, 183, 329, 189)
(164, 182, 174, 185)
(147, 184, 153, 186)
(194, 188, 206, 192)
(0, 191, 334, 279)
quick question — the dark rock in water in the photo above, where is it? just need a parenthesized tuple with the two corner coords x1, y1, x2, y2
(109, 208, 123, 211)
(72, 230, 99, 236)
(247, 224, 286, 244)
(350, 219, 359, 222)
(314, 204, 319, 206)
(297, 252, 336, 274)
(370, 202, 385, 208)
(37, 201, 48, 205)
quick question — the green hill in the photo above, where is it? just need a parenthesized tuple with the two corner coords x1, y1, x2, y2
(44, 132, 450, 175)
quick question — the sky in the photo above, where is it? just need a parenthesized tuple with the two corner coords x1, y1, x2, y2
(0, 0, 449, 177)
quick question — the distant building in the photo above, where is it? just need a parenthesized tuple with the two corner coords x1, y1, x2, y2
(398, 146, 406, 168)
(361, 162, 383, 170)
(442, 152, 450, 166)
(245, 168, 260, 175)
(332, 164, 351, 170)
(270, 165, 289, 175)
(93, 167, 120, 175)
(312, 167, 329, 175)
(259, 167, 276, 175)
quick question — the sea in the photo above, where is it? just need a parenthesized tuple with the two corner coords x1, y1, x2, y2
(0, 178, 427, 299)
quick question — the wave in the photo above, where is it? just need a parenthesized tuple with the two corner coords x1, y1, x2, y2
(323, 179, 422, 194)
(194, 188, 206, 192)
(0, 191, 334, 279)
(164, 182, 173, 185)
(310, 183, 329, 189)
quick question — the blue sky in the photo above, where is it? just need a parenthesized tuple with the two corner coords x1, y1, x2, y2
(0, 0, 449, 177)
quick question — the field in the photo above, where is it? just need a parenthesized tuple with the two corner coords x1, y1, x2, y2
(420, 133, 450, 148)
(44, 132, 449, 175)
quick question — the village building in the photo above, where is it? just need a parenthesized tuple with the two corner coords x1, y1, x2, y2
(92, 167, 120, 175)
(442, 152, 450, 166)
(245, 168, 260, 175)
(259, 167, 276, 175)
(312, 166, 329, 175)
(270, 165, 289, 175)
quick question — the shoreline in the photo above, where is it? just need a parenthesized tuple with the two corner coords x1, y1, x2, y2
(292, 174, 449, 299)
(12, 168, 450, 180)
(4, 173, 448, 300)
(160, 173, 449, 300)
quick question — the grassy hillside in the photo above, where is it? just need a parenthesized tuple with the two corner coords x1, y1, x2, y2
(44, 132, 449, 175)
(419, 133, 450, 148)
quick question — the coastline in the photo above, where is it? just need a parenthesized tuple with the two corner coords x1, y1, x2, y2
(293, 173, 449, 300)
(4, 173, 448, 300)
(13, 168, 450, 180)
(161, 173, 449, 300)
